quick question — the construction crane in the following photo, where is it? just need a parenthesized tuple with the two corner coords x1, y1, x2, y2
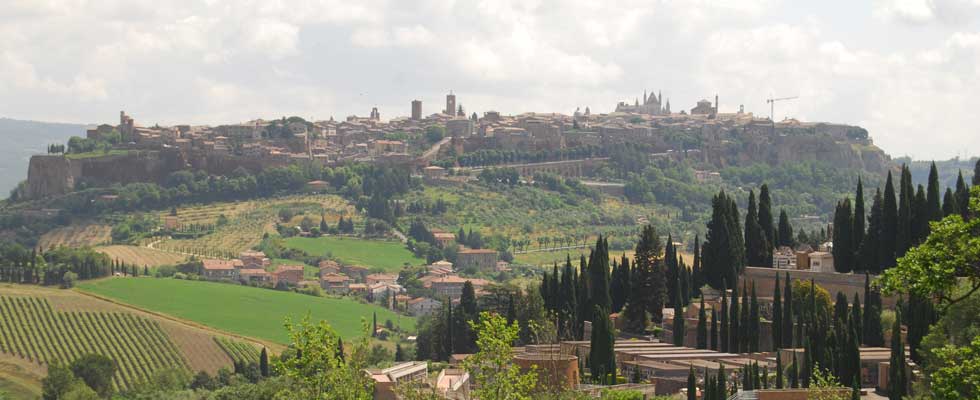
(766, 95, 799, 123)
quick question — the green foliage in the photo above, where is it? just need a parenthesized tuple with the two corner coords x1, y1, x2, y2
(465, 312, 538, 400)
(928, 335, 980, 399)
(42, 363, 80, 400)
(69, 353, 117, 398)
(274, 314, 374, 399)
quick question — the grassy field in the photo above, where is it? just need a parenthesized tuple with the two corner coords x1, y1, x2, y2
(283, 236, 423, 272)
(77, 278, 415, 344)
(96, 245, 188, 267)
(0, 359, 42, 399)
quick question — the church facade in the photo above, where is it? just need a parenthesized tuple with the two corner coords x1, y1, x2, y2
(615, 90, 671, 115)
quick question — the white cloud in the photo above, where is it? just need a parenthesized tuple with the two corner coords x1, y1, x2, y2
(0, 0, 978, 159)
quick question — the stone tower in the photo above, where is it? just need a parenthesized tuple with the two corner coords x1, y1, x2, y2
(445, 92, 456, 116)
(411, 100, 422, 120)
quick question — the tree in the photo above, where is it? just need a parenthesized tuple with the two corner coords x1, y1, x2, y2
(759, 184, 776, 266)
(69, 353, 116, 398)
(626, 225, 663, 332)
(465, 312, 537, 399)
(703, 190, 743, 289)
(42, 362, 80, 400)
(956, 171, 970, 220)
(673, 278, 686, 346)
(589, 306, 617, 384)
(275, 314, 374, 399)
(745, 190, 768, 267)
(897, 165, 914, 257)
(862, 273, 884, 347)
(720, 281, 729, 353)
(610, 253, 630, 313)
(710, 307, 719, 351)
(692, 235, 703, 296)
(773, 272, 783, 350)
(863, 189, 884, 273)
(853, 178, 866, 266)
(778, 209, 794, 248)
(559, 257, 578, 339)
(688, 366, 697, 400)
(749, 282, 760, 352)
(776, 353, 784, 389)
(943, 188, 960, 217)
(882, 172, 899, 270)
(974, 159, 980, 186)
(782, 272, 794, 348)
(927, 162, 943, 222)
(260, 347, 270, 377)
(881, 187, 980, 309)
(889, 308, 908, 400)
(729, 283, 740, 353)
(588, 236, 612, 315)
(696, 297, 707, 349)
(832, 199, 854, 273)
(372, 312, 378, 337)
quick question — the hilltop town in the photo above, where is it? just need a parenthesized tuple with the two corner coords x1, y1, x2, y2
(21, 90, 887, 201)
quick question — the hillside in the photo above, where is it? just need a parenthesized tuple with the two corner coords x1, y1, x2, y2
(0, 118, 88, 196)
(77, 278, 415, 344)
(0, 283, 262, 393)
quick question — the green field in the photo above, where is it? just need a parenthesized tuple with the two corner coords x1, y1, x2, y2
(283, 236, 423, 272)
(77, 278, 414, 344)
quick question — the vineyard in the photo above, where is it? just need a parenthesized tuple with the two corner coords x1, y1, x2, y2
(150, 194, 356, 258)
(214, 337, 260, 364)
(96, 245, 188, 268)
(37, 223, 113, 250)
(0, 296, 188, 391)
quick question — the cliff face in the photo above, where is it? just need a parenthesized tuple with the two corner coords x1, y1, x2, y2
(25, 155, 75, 199)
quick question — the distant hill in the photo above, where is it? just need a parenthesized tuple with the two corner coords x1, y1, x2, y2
(0, 118, 89, 196)
(896, 156, 978, 188)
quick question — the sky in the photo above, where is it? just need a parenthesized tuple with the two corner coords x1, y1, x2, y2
(1, 0, 979, 159)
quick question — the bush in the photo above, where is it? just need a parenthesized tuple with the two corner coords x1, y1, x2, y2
(61, 272, 78, 289)
(155, 265, 177, 278)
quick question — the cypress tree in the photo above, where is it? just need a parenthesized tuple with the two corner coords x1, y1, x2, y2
(834, 291, 849, 333)
(773, 273, 783, 350)
(897, 165, 914, 257)
(576, 255, 589, 339)
(745, 190, 768, 267)
(740, 282, 750, 352)
(974, 159, 980, 186)
(559, 257, 578, 339)
(703, 190, 742, 289)
(681, 259, 691, 306)
(591, 236, 612, 313)
(395, 343, 404, 362)
(782, 272, 794, 348)
(625, 225, 663, 332)
(889, 308, 907, 400)
(673, 278, 685, 346)
(665, 234, 678, 306)
(710, 308, 718, 351)
(729, 196, 746, 279)
(759, 184, 776, 266)
(853, 178, 866, 267)
(943, 188, 959, 217)
(749, 282, 760, 352)
(718, 364, 727, 397)
(697, 297, 708, 349)
(588, 305, 616, 384)
(775, 352, 784, 389)
(729, 283, 740, 353)
(789, 353, 799, 388)
(832, 199, 854, 273)
(863, 189, 884, 273)
(882, 172, 899, 270)
(259, 348, 269, 377)
(550, 264, 560, 311)
(851, 293, 862, 348)
(720, 281, 729, 353)
(692, 235, 703, 295)
(863, 274, 884, 347)
(912, 184, 929, 244)
(777, 209, 794, 247)
(687, 367, 697, 400)
(610, 254, 629, 313)
(927, 161, 943, 222)
(955, 171, 970, 220)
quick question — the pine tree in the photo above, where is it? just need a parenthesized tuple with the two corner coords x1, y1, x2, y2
(853, 178, 866, 267)
(927, 161, 943, 222)
(697, 297, 707, 349)
(955, 171, 970, 220)
(749, 282, 760, 352)
(889, 308, 907, 400)
(710, 308, 718, 351)
(773, 272, 783, 350)
(943, 188, 960, 217)
(759, 184, 776, 266)
(833, 198, 854, 273)
(782, 272, 794, 348)
(720, 280, 729, 353)
(882, 172, 899, 270)
(745, 190, 768, 267)
(777, 209, 794, 248)
(588, 305, 616, 384)
(260, 348, 269, 377)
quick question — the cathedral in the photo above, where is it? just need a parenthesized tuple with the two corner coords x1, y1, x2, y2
(615, 90, 671, 115)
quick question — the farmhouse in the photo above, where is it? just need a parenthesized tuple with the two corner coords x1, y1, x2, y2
(239, 251, 270, 269)
(202, 259, 241, 281)
(456, 248, 498, 271)
(408, 297, 442, 317)
(320, 273, 352, 295)
(272, 265, 304, 286)
(238, 268, 271, 283)
(366, 273, 399, 286)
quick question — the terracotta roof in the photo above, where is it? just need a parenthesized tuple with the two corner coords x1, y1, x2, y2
(458, 248, 496, 254)
(202, 259, 238, 270)
(366, 273, 398, 280)
(274, 265, 305, 273)
(239, 268, 269, 275)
